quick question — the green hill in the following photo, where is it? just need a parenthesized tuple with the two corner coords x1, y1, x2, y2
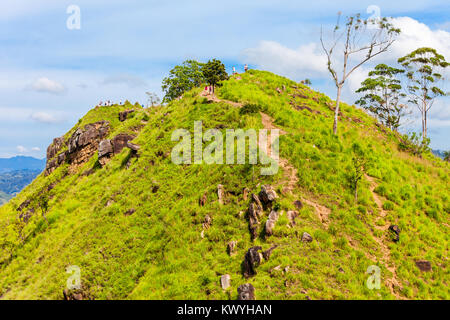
(0, 70, 448, 300)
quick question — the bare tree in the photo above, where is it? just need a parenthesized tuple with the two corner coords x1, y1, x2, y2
(320, 13, 400, 135)
(145, 92, 161, 107)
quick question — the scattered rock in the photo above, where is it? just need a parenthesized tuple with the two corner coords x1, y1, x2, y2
(237, 283, 255, 300)
(243, 187, 250, 201)
(388, 225, 401, 242)
(202, 215, 212, 230)
(227, 241, 237, 256)
(220, 274, 231, 290)
(286, 210, 299, 226)
(63, 289, 83, 300)
(124, 208, 136, 216)
(265, 210, 283, 236)
(338, 267, 345, 273)
(119, 110, 135, 122)
(284, 266, 290, 273)
(248, 203, 260, 240)
(199, 193, 207, 206)
(293, 200, 303, 210)
(259, 185, 277, 204)
(262, 245, 278, 260)
(243, 246, 263, 278)
(302, 232, 313, 243)
(217, 184, 225, 205)
(17, 199, 31, 212)
(251, 194, 263, 218)
(415, 260, 432, 272)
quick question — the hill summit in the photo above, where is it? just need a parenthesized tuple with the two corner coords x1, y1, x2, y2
(0, 70, 448, 300)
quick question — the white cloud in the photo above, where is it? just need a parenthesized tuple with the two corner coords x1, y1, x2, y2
(16, 145, 27, 153)
(390, 17, 450, 63)
(242, 41, 327, 80)
(30, 112, 64, 124)
(28, 77, 66, 94)
(31, 147, 40, 152)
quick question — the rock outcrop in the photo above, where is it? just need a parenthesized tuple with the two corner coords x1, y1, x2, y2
(388, 225, 401, 242)
(302, 232, 313, 243)
(97, 133, 136, 166)
(45, 121, 110, 175)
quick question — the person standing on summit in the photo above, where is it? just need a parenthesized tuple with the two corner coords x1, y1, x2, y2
(244, 64, 248, 72)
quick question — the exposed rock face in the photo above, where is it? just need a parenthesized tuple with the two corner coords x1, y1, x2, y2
(286, 210, 299, 226)
(112, 134, 135, 155)
(248, 193, 264, 240)
(302, 232, 313, 243)
(217, 184, 225, 205)
(237, 283, 255, 300)
(388, 225, 401, 242)
(243, 246, 263, 278)
(265, 210, 283, 236)
(415, 260, 432, 272)
(98, 134, 136, 166)
(45, 121, 110, 175)
(47, 137, 64, 160)
(220, 274, 231, 290)
(17, 199, 31, 212)
(259, 185, 277, 204)
(119, 109, 135, 122)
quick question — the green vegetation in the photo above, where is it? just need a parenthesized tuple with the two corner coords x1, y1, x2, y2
(398, 47, 449, 139)
(0, 70, 448, 300)
(355, 64, 407, 131)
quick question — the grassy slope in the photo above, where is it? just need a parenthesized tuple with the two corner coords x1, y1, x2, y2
(0, 70, 448, 300)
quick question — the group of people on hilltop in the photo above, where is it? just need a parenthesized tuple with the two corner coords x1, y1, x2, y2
(231, 64, 249, 75)
(98, 100, 125, 107)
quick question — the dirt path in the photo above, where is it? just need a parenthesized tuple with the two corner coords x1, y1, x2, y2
(201, 91, 331, 227)
(365, 174, 404, 299)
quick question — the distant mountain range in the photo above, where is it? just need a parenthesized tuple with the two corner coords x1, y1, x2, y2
(0, 156, 45, 173)
(432, 149, 447, 160)
(0, 156, 45, 205)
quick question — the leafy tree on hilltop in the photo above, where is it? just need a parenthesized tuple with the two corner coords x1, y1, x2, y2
(162, 60, 205, 102)
(398, 47, 449, 140)
(356, 64, 407, 131)
(320, 13, 400, 135)
(202, 59, 228, 94)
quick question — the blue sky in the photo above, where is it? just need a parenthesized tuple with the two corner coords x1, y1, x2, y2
(1, 0, 449, 158)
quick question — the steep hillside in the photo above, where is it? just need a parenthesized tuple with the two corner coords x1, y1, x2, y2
(0, 70, 448, 300)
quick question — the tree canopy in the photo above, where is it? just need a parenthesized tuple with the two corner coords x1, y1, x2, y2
(398, 47, 449, 139)
(202, 59, 228, 92)
(162, 60, 205, 102)
(355, 64, 407, 131)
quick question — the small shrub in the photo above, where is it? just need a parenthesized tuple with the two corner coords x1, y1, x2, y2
(239, 103, 260, 115)
(383, 201, 394, 211)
